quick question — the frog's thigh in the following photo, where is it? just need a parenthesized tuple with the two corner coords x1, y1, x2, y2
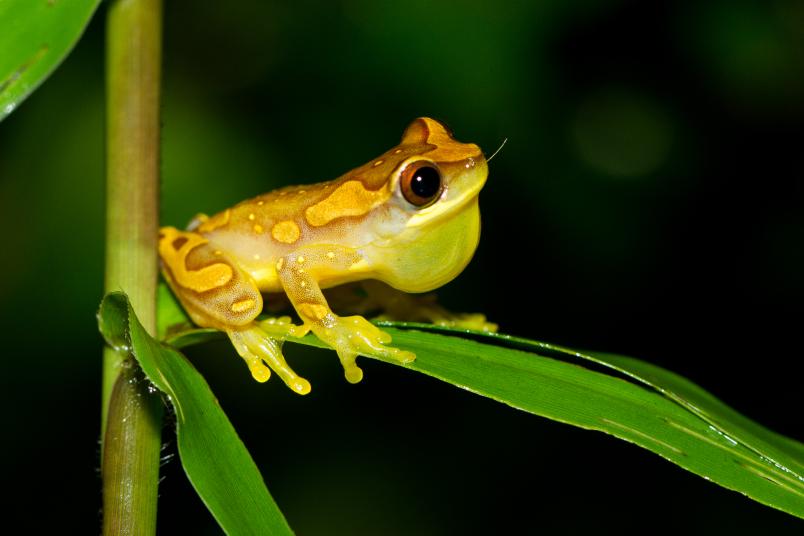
(158, 228, 262, 329)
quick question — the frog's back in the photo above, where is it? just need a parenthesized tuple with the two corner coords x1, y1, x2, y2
(192, 180, 333, 236)
(189, 139, 427, 251)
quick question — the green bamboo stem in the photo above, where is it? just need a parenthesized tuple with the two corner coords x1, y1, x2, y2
(101, 0, 163, 534)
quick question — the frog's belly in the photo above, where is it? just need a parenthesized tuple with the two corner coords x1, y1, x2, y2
(206, 229, 374, 294)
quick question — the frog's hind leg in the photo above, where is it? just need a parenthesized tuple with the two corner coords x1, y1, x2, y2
(350, 280, 498, 332)
(158, 227, 310, 393)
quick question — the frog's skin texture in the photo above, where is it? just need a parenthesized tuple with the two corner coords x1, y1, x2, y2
(159, 118, 492, 394)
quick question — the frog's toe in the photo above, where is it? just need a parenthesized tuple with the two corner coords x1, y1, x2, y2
(288, 376, 312, 395)
(339, 355, 364, 384)
(229, 335, 272, 382)
(368, 323, 393, 344)
(393, 348, 416, 364)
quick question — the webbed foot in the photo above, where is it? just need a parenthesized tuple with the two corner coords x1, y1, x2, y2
(309, 315, 415, 384)
(228, 319, 311, 395)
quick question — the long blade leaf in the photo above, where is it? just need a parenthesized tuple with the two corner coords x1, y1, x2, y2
(157, 286, 804, 519)
(378, 323, 804, 485)
(99, 292, 294, 536)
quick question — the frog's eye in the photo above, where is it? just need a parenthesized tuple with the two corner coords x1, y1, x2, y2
(400, 161, 442, 208)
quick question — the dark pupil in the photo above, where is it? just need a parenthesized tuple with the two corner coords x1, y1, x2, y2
(411, 166, 440, 199)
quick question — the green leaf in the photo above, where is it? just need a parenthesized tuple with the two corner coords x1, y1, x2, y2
(0, 0, 101, 121)
(385, 324, 804, 484)
(99, 292, 294, 536)
(157, 286, 804, 519)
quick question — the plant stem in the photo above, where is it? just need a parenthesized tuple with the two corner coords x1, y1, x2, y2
(101, 0, 163, 534)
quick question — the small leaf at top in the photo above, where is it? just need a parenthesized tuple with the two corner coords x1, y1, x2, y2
(0, 0, 101, 122)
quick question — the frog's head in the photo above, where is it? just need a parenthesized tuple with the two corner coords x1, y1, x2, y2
(364, 117, 488, 293)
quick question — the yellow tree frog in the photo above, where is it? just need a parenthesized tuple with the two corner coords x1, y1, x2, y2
(159, 118, 494, 394)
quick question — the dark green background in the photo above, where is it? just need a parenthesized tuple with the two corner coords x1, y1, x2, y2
(1, 0, 802, 533)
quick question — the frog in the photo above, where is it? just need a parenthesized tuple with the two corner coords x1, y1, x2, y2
(158, 117, 494, 395)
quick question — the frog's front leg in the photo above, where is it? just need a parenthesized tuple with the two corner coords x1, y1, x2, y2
(158, 227, 310, 394)
(277, 246, 415, 383)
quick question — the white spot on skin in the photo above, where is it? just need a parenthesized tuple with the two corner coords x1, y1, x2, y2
(248, 213, 255, 221)
(300, 281, 306, 288)
(297, 256, 305, 264)
(394, 149, 402, 154)
(373, 160, 384, 167)
(326, 251, 335, 259)
(253, 254, 260, 260)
